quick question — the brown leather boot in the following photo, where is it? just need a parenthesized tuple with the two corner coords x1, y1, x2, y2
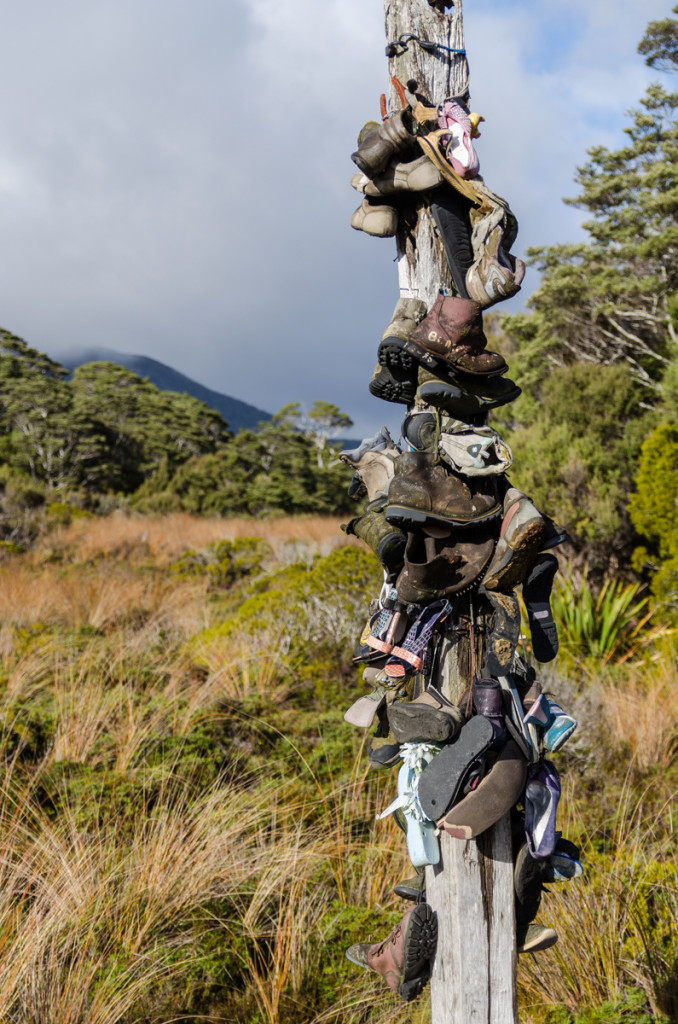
(345, 903, 437, 1002)
(395, 529, 495, 603)
(408, 293, 507, 375)
(384, 451, 502, 530)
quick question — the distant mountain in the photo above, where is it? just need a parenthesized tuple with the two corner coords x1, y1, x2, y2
(58, 348, 272, 433)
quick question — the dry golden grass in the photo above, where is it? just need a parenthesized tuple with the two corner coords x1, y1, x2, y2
(0, 512, 676, 1022)
(596, 656, 678, 771)
(37, 511, 356, 566)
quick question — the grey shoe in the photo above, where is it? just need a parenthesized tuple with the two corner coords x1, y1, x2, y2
(388, 686, 464, 743)
(517, 924, 558, 954)
(340, 429, 400, 504)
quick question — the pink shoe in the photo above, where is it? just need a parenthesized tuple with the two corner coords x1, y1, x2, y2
(437, 101, 480, 179)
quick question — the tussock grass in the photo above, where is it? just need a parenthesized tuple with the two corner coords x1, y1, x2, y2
(38, 512, 355, 566)
(0, 513, 675, 1022)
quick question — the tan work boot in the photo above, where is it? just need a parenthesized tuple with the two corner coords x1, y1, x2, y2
(350, 196, 397, 237)
(351, 154, 444, 195)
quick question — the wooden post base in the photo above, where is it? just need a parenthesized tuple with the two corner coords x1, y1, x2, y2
(426, 815, 517, 1023)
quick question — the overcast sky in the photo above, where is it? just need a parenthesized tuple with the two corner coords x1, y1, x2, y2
(0, 0, 671, 435)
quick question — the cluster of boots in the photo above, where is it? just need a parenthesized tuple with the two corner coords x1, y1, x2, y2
(340, 81, 582, 1003)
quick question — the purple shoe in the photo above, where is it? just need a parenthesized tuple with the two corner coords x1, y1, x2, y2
(524, 760, 561, 859)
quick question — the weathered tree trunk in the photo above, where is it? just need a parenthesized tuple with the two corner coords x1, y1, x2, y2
(381, 3, 518, 1021)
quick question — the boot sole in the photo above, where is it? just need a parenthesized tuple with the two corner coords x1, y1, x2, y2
(484, 521, 545, 591)
(385, 504, 501, 530)
(399, 903, 438, 1001)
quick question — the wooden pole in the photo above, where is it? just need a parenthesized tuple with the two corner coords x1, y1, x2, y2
(381, 3, 519, 1021)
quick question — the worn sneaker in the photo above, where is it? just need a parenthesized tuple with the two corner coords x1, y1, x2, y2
(417, 364, 521, 417)
(340, 429, 400, 504)
(466, 224, 526, 307)
(388, 686, 464, 744)
(517, 924, 558, 954)
(345, 902, 438, 1002)
(351, 153, 444, 195)
(483, 489, 546, 592)
(437, 100, 480, 179)
(350, 196, 398, 237)
(394, 869, 426, 901)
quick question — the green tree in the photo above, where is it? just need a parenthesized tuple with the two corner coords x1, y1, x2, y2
(639, 5, 678, 72)
(499, 10, 678, 561)
(628, 422, 678, 610)
(504, 79, 678, 394)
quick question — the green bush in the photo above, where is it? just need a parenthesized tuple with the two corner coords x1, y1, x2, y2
(171, 537, 273, 588)
(628, 422, 678, 612)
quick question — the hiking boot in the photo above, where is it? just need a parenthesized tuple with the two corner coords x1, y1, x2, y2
(351, 109, 419, 178)
(368, 731, 402, 769)
(369, 362, 418, 405)
(340, 429, 400, 504)
(517, 924, 558, 954)
(382, 296, 428, 348)
(343, 506, 407, 578)
(483, 489, 546, 592)
(417, 363, 520, 416)
(351, 154, 444, 195)
(482, 589, 522, 678)
(345, 903, 438, 1002)
(350, 196, 397, 237)
(385, 451, 502, 530)
(394, 869, 426, 901)
(395, 529, 495, 603)
(406, 293, 508, 376)
(466, 223, 526, 307)
(388, 685, 464, 743)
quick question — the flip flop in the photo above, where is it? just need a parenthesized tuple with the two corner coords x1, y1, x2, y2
(377, 743, 441, 868)
(436, 740, 527, 839)
(417, 714, 494, 820)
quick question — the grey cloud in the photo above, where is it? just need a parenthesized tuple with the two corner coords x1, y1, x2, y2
(0, 0, 671, 437)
